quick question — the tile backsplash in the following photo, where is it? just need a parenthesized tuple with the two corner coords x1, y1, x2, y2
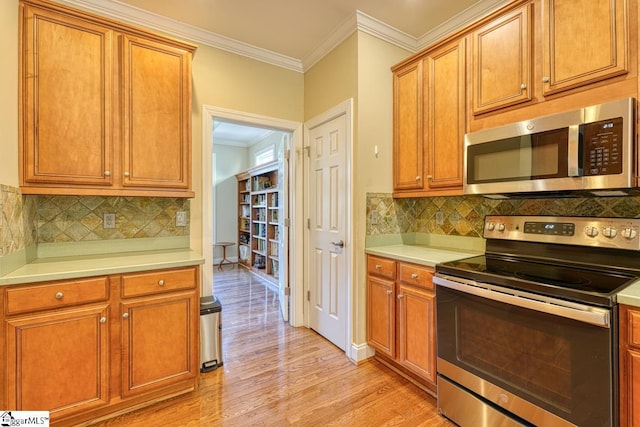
(0, 185, 189, 257)
(367, 192, 640, 238)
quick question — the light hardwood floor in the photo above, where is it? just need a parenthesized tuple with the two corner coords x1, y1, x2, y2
(95, 267, 453, 426)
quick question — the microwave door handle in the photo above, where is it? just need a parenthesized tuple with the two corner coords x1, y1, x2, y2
(567, 124, 581, 177)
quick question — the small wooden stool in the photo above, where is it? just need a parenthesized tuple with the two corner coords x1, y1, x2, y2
(214, 242, 235, 271)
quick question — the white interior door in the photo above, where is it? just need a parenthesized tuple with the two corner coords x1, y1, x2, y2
(308, 113, 348, 351)
(278, 134, 290, 322)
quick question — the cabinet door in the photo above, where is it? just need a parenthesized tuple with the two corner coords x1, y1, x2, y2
(121, 34, 192, 190)
(472, 4, 532, 114)
(542, 0, 627, 95)
(397, 284, 436, 384)
(424, 38, 466, 190)
(367, 276, 395, 358)
(120, 290, 198, 398)
(20, 4, 114, 186)
(392, 60, 424, 191)
(5, 305, 110, 418)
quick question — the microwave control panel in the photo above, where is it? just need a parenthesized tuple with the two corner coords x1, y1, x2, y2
(581, 117, 623, 176)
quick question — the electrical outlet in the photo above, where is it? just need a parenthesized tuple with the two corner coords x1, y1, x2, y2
(103, 213, 116, 229)
(176, 211, 187, 227)
(370, 211, 380, 225)
(435, 211, 445, 226)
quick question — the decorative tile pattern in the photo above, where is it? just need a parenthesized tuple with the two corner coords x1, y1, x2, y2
(34, 195, 190, 243)
(367, 193, 640, 238)
(1, 185, 36, 256)
(0, 184, 190, 257)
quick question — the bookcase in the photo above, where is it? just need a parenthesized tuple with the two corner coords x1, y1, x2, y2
(236, 161, 281, 284)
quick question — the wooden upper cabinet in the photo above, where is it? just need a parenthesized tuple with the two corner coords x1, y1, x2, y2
(472, 3, 532, 114)
(20, 5, 114, 186)
(392, 61, 424, 192)
(121, 34, 192, 190)
(19, 0, 196, 197)
(542, 0, 628, 95)
(424, 38, 466, 191)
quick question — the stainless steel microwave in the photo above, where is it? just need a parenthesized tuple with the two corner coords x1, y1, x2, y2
(463, 97, 636, 196)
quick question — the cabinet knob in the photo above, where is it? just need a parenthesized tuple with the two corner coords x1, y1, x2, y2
(520, 83, 527, 90)
(158, 279, 165, 286)
(416, 176, 421, 181)
(386, 290, 392, 296)
(411, 273, 419, 279)
(100, 317, 107, 324)
(104, 170, 111, 177)
(426, 175, 433, 180)
(122, 312, 129, 319)
(397, 294, 404, 299)
(124, 172, 130, 177)
(55, 292, 63, 300)
(542, 76, 550, 83)
(375, 264, 381, 270)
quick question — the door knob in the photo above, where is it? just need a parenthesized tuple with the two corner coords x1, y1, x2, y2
(331, 240, 344, 248)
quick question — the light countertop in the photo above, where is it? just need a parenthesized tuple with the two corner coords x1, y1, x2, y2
(365, 244, 477, 267)
(0, 245, 204, 286)
(617, 281, 640, 308)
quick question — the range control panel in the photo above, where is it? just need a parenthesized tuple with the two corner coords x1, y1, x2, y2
(484, 215, 640, 250)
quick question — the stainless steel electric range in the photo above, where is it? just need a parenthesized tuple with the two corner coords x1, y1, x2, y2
(434, 215, 640, 427)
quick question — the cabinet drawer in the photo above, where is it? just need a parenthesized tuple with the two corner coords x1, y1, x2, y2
(121, 267, 196, 298)
(628, 309, 640, 347)
(399, 263, 434, 290)
(367, 256, 396, 280)
(5, 277, 109, 315)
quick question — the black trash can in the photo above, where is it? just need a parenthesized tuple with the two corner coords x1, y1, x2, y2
(200, 295, 223, 372)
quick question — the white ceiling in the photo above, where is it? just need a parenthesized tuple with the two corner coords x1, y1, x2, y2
(213, 121, 275, 147)
(60, 0, 510, 72)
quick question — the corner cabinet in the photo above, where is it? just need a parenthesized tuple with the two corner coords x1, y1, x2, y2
(236, 161, 282, 284)
(366, 255, 437, 394)
(392, 36, 465, 198)
(619, 304, 640, 426)
(19, 0, 196, 197)
(1, 266, 200, 426)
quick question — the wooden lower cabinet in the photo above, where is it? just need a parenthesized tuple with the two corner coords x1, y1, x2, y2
(2, 266, 200, 425)
(366, 255, 437, 393)
(620, 304, 640, 426)
(5, 304, 110, 419)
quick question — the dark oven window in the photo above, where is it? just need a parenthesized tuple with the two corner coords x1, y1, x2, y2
(437, 285, 614, 426)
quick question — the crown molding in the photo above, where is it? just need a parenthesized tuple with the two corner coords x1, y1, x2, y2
(54, 0, 305, 72)
(417, 0, 512, 49)
(53, 0, 510, 74)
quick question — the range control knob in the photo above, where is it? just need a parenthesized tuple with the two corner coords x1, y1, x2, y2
(622, 227, 638, 240)
(486, 222, 495, 231)
(602, 227, 618, 238)
(496, 223, 506, 232)
(584, 226, 599, 237)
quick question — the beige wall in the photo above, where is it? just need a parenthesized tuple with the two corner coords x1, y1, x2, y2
(353, 33, 411, 345)
(177, 36, 305, 257)
(0, 0, 19, 187)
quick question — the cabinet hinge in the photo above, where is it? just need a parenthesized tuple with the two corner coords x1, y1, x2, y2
(307, 218, 310, 229)
(307, 290, 311, 301)
(284, 287, 290, 296)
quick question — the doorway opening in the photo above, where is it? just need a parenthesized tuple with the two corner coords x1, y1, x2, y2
(201, 105, 304, 326)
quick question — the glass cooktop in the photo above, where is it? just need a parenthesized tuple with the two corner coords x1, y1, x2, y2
(436, 254, 639, 307)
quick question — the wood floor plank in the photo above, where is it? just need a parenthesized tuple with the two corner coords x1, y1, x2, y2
(93, 267, 453, 426)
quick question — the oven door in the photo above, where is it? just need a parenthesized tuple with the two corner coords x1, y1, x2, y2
(434, 274, 615, 427)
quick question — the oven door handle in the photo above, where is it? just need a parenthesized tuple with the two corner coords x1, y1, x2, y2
(434, 273, 611, 328)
